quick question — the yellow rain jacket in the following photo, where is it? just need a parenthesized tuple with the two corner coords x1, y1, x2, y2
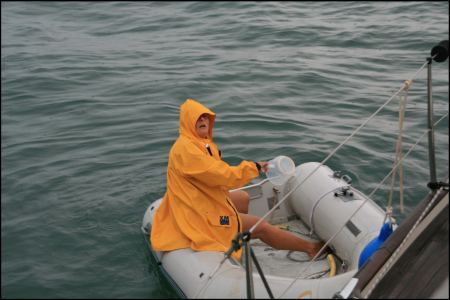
(150, 98, 259, 260)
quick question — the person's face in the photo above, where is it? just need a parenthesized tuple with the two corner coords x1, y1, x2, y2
(196, 113, 210, 138)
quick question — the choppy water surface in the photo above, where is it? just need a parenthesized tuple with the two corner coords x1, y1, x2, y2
(2, 2, 448, 298)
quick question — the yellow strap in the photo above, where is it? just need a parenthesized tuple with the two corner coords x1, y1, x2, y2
(327, 254, 336, 277)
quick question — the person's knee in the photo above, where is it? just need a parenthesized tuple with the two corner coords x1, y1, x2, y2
(237, 190, 249, 201)
(240, 191, 250, 213)
(231, 190, 250, 214)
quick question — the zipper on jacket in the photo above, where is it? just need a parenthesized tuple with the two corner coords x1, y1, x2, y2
(205, 144, 213, 156)
(226, 197, 241, 233)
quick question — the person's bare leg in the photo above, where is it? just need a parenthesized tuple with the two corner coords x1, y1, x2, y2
(240, 213, 324, 258)
(229, 190, 249, 214)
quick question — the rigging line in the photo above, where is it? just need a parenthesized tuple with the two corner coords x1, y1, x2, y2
(387, 89, 408, 213)
(370, 114, 447, 201)
(378, 111, 448, 225)
(279, 112, 448, 298)
(249, 59, 430, 235)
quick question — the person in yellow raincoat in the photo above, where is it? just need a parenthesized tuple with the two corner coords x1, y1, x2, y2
(151, 98, 323, 261)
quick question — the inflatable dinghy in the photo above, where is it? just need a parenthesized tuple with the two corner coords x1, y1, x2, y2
(142, 162, 388, 298)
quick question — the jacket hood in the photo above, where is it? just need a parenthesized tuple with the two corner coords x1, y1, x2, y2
(179, 98, 216, 141)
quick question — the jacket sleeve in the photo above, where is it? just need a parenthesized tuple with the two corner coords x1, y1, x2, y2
(174, 142, 259, 189)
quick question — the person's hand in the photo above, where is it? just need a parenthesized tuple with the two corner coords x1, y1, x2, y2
(257, 161, 269, 173)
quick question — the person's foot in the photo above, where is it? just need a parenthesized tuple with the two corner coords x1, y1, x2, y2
(306, 241, 325, 259)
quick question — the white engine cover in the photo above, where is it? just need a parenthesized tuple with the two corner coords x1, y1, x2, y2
(289, 162, 386, 269)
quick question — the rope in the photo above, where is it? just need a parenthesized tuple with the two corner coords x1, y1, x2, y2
(382, 206, 395, 226)
(308, 187, 346, 235)
(387, 81, 410, 215)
